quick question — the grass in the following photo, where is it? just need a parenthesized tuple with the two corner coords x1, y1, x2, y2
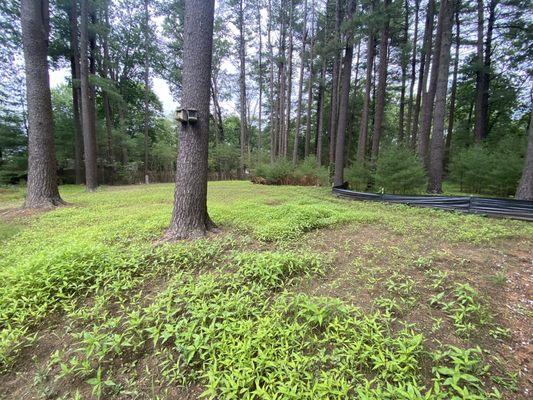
(0, 181, 531, 399)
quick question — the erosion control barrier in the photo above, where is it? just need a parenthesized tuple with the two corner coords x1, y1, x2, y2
(332, 185, 533, 222)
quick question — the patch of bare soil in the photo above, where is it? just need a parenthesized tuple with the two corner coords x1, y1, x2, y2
(292, 223, 533, 399)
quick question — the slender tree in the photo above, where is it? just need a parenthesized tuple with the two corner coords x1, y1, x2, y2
(516, 109, 533, 200)
(444, 7, 460, 168)
(356, 14, 375, 162)
(334, 0, 356, 186)
(166, 0, 215, 239)
(69, 0, 84, 184)
(428, 0, 456, 193)
(293, 0, 308, 163)
(238, 0, 248, 174)
(405, 0, 419, 144)
(328, 0, 342, 166)
(304, 2, 316, 158)
(143, 0, 150, 183)
(370, 0, 391, 162)
(21, 0, 64, 208)
(80, 0, 98, 191)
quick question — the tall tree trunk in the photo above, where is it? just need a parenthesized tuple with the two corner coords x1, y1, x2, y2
(292, 0, 308, 164)
(268, 0, 276, 162)
(69, 0, 84, 184)
(473, 0, 484, 142)
(102, 0, 114, 184)
(480, 0, 496, 138)
(444, 9, 460, 170)
(284, 1, 294, 158)
(411, 0, 435, 150)
(257, 3, 263, 156)
(398, 0, 409, 142)
(418, 0, 443, 169)
(238, 0, 248, 174)
(371, 0, 391, 162)
(356, 31, 375, 162)
(277, 13, 286, 158)
(304, 5, 316, 159)
(333, 0, 356, 187)
(515, 109, 533, 200)
(166, 0, 215, 239)
(428, 0, 456, 193)
(328, 0, 342, 166)
(143, 0, 150, 184)
(405, 0, 419, 144)
(80, 0, 98, 191)
(316, 61, 326, 165)
(21, 0, 64, 208)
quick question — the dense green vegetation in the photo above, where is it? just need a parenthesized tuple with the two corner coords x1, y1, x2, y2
(0, 182, 531, 398)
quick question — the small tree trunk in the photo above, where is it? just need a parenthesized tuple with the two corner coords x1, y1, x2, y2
(80, 0, 98, 191)
(371, 0, 391, 162)
(515, 110, 533, 200)
(304, 6, 316, 159)
(284, 1, 294, 159)
(257, 3, 263, 156)
(166, 0, 215, 240)
(428, 0, 455, 193)
(21, 0, 64, 208)
(69, 0, 84, 185)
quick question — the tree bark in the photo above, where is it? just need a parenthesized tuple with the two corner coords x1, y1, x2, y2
(304, 5, 316, 159)
(428, 0, 456, 193)
(515, 109, 533, 200)
(444, 9, 460, 170)
(69, 0, 84, 185)
(143, 0, 150, 184)
(405, 0, 420, 145)
(474, 0, 485, 142)
(21, 0, 64, 208)
(257, 3, 263, 156)
(480, 0, 496, 139)
(328, 0, 342, 166)
(166, 0, 215, 239)
(398, 0, 409, 142)
(292, 0, 308, 164)
(371, 0, 391, 162)
(284, 1, 294, 159)
(268, 0, 276, 162)
(238, 0, 248, 174)
(80, 0, 98, 191)
(356, 30, 375, 162)
(333, 0, 356, 187)
(411, 0, 434, 149)
(418, 0, 443, 169)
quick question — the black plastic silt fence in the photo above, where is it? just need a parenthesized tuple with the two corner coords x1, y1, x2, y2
(332, 185, 533, 222)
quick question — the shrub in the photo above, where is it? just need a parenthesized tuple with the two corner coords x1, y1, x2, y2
(374, 146, 427, 194)
(252, 157, 329, 186)
(293, 156, 329, 186)
(344, 161, 372, 191)
(449, 143, 522, 196)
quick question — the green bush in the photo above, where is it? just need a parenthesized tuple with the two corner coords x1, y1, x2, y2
(344, 161, 372, 191)
(374, 147, 427, 194)
(252, 157, 329, 186)
(449, 143, 522, 196)
(293, 156, 329, 186)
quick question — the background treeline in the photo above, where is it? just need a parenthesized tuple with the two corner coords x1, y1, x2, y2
(0, 0, 532, 196)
